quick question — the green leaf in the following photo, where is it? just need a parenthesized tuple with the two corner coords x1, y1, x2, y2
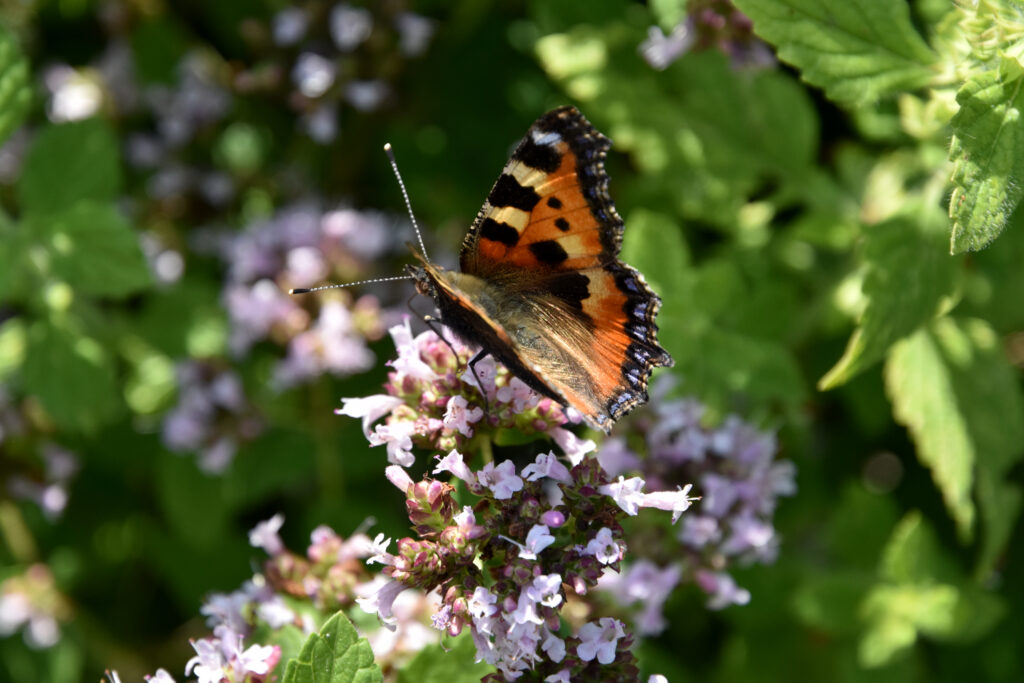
(397, 633, 494, 683)
(859, 583, 958, 667)
(884, 317, 1024, 544)
(282, 611, 382, 683)
(858, 513, 1006, 667)
(878, 512, 954, 584)
(0, 27, 31, 147)
(18, 119, 122, 216)
(820, 216, 956, 389)
(24, 202, 151, 297)
(22, 316, 120, 432)
(732, 0, 936, 106)
(975, 469, 1022, 581)
(883, 325, 974, 539)
(949, 71, 1024, 252)
(673, 52, 819, 178)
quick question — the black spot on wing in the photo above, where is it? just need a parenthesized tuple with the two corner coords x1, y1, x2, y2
(479, 218, 520, 247)
(547, 197, 563, 209)
(554, 217, 570, 232)
(489, 174, 541, 212)
(547, 271, 590, 312)
(529, 240, 569, 264)
(515, 137, 561, 173)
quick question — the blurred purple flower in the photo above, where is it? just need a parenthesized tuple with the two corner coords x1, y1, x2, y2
(273, 8, 309, 46)
(330, 4, 373, 52)
(292, 53, 337, 98)
(161, 361, 263, 473)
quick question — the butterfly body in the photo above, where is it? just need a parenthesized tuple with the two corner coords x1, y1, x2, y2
(409, 107, 672, 433)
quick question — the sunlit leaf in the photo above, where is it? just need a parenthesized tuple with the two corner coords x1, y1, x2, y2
(282, 611, 382, 683)
(733, 0, 936, 106)
(949, 70, 1024, 253)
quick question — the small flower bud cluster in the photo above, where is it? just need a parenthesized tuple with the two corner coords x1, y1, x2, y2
(596, 378, 796, 622)
(339, 319, 597, 468)
(161, 361, 264, 473)
(358, 449, 693, 681)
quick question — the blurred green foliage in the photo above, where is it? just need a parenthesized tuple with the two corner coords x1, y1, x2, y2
(0, 0, 1023, 682)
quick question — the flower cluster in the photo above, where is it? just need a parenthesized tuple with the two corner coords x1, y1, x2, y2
(357, 448, 694, 681)
(595, 377, 796, 620)
(118, 515, 442, 682)
(339, 319, 598, 468)
(262, 2, 435, 142)
(209, 201, 397, 387)
(1, 386, 80, 521)
(0, 564, 69, 649)
(640, 0, 775, 71)
(161, 361, 263, 473)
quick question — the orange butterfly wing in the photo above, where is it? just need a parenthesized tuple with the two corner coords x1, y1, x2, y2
(453, 106, 673, 431)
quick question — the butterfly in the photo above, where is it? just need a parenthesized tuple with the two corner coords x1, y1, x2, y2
(407, 106, 673, 434)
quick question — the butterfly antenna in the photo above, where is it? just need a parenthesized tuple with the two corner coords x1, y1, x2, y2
(289, 275, 412, 295)
(384, 142, 430, 261)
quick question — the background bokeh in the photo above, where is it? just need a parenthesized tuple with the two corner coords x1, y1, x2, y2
(1, 1, 1023, 682)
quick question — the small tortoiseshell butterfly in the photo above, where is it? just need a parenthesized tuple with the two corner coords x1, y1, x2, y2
(408, 106, 673, 433)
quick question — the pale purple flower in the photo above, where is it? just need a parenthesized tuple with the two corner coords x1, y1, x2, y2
(541, 509, 566, 528)
(679, 515, 721, 548)
(249, 514, 285, 555)
(338, 395, 404, 438)
(366, 533, 394, 565)
(388, 319, 440, 381)
(545, 671, 571, 683)
(700, 472, 741, 517)
(494, 376, 536, 412)
(330, 4, 373, 51)
(641, 484, 697, 523)
(185, 637, 226, 683)
(639, 22, 694, 70)
(443, 395, 484, 437)
(395, 12, 435, 56)
(510, 590, 544, 626)
(528, 574, 563, 609)
(344, 80, 389, 111)
(576, 617, 625, 664)
(720, 512, 776, 559)
(146, 669, 176, 683)
(303, 103, 339, 143)
(541, 629, 566, 663)
(547, 426, 596, 465)
(256, 596, 295, 629)
(696, 570, 751, 610)
(595, 437, 642, 477)
(292, 53, 336, 98)
(522, 452, 572, 484)
(585, 527, 621, 565)
(368, 420, 418, 467)
(600, 476, 647, 516)
(385, 465, 414, 492)
(468, 586, 498, 621)
(505, 524, 555, 561)
(273, 7, 308, 45)
(598, 561, 681, 636)
(478, 460, 524, 500)
(649, 676, 669, 683)
(433, 449, 478, 486)
(356, 578, 407, 630)
(284, 246, 328, 290)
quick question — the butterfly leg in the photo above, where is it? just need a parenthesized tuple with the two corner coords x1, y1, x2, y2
(467, 349, 492, 415)
(421, 313, 493, 416)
